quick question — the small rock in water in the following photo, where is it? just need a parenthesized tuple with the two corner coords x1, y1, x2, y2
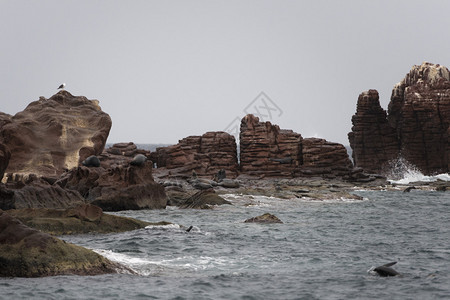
(244, 213, 283, 224)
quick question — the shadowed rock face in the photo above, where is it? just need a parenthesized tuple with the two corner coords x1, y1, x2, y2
(349, 62, 450, 175)
(348, 90, 400, 173)
(0, 143, 10, 181)
(0, 209, 125, 277)
(0, 91, 112, 178)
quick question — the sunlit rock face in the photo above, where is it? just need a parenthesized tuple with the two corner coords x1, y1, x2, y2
(0, 91, 112, 178)
(349, 62, 450, 175)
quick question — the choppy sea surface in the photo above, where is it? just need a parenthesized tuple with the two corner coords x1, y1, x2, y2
(2, 185, 450, 299)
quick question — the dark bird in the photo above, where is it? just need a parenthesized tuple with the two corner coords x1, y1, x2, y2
(57, 83, 66, 90)
(373, 262, 400, 277)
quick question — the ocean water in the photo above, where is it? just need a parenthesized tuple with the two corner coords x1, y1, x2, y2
(1, 189, 449, 299)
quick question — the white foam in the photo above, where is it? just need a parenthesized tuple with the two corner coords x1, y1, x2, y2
(144, 223, 181, 230)
(386, 156, 450, 184)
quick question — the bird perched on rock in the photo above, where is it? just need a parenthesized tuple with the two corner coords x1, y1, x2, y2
(57, 83, 66, 90)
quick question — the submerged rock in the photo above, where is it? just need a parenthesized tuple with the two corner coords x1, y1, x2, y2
(0, 209, 129, 277)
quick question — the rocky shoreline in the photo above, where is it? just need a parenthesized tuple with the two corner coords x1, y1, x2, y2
(0, 62, 448, 277)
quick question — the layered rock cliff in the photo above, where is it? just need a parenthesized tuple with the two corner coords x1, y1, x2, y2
(153, 131, 239, 178)
(240, 114, 355, 178)
(349, 62, 450, 175)
(0, 91, 112, 178)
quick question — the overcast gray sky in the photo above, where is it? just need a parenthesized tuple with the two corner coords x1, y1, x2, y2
(2, 0, 450, 145)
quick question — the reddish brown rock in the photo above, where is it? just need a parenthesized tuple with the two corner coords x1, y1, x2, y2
(300, 138, 354, 178)
(349, 62, 450, 175)
(348, 90, 400, 173)
(244, 213, 283, 224)
(239, 114, 354, 178)
(153, 131, 238, 178)
(239, 114, 302, 177)
(0, 91, 111, 178)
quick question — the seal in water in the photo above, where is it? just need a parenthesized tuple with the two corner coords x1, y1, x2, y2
(82, 155, 100, 167)
(373, 262, 400, 277)
(130, 154, 147, 166)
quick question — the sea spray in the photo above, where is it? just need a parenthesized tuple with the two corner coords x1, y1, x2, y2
(386, 156, 450, 184)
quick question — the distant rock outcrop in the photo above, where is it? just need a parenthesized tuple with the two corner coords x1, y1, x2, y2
(349, 62, 450, 175)
(153, 131, 239, 178)
(239, 114, 355, 179)
(240, 114, 302, 177)
(244, 213, 283, 224)
(0, 209, 127, 277)
(0, 91, 111, 178)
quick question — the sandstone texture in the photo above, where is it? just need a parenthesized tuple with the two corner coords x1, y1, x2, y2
(0, 91, 111, 178)
(240, 114, 302, 177)
(348, 90, 399, 173)
(0, 209, 127, 277)
(178, 189, 231, 209)
(239, 114, 355, 179)
(153, 131, 239, 178)
(349, 62, 450, 175)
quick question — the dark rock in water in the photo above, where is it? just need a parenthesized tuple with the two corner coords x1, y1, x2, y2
(244, 213, 283, 224)
(373, 262, 400, 277)
(191, 178, 217, 190)
(179, 189, 231, 209)
(403, 186, 416, 193)
(130, 154, 147, 166)
(436, 185, 447, 191)
(0, 209, 128, 277)
(0, 91, 111, 178)
(82, 155, 100, 167)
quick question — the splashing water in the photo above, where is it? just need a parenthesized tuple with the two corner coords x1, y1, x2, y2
(386, 156, 450, 184)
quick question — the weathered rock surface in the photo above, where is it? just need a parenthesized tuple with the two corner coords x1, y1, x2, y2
(179, 189, 231, 209)
(239, 114, 355, 178)
(240, 114, 302, 177)
(0, 91, 111, 178)
(152, 132, 239, 178)
(349, 62, 450, 175)
(7, 204, 160, 235)
(0, 175, 85, 210)
(348, 90, 400, 173)
(0, 209, 127, 277)
(58, 159, 167, 211)
(244, 213, 283, 224)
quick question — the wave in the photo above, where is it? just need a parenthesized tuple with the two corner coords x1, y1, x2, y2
(386, 157, 450, 184)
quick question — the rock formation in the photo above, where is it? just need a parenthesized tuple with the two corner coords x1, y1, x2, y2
(0, 209, 127, 277)
(348, 90, 399, 173)
(153, 131, 239, 178)
(244, 213, 283, 224)
(57, 155, 167, 211)
(0, 142, 10, 181)
(349, 62, 450, 175)
(7, 204, 157, 235)
(0, 91, 111, 178)
(239, 114, 355, 178)
(240, 114, 302, 177)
